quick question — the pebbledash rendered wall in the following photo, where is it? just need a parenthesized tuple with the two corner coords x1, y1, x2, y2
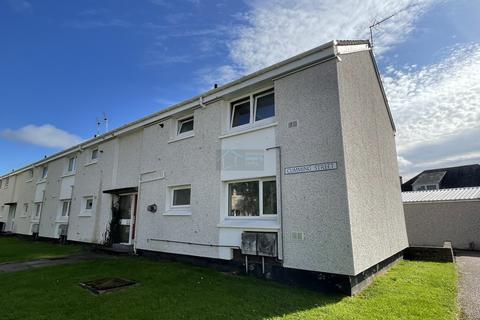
(404, 200, 480, 250)
(0, 40, 408, 281)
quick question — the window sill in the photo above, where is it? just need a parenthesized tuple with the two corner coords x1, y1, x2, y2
(219, 122, 277, 139)
(61, 172, 76, 178)
(168, 132, 194, 144)
(84, 160, 98, 167)
(78, 212, 93, 217)
(30, 218, 39, 223)
(163, 209, 192, 216)
(36, 179, 47, 184)
(25, 179, 33, 183)
(55, 218, 69, 223)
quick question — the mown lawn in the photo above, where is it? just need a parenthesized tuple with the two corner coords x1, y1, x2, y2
(0, 236, 82, 263)
(0, 252, 458, 320)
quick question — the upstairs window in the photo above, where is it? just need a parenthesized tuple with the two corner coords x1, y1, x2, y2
(4, 177, 9, 188)
(41, 166, 48, 180)
(27, 169, 34, 181)
(254, 91, 275, 121)
(177, 116, 194, 135)
(66, 157, 76, 173)
(231, 99, 251, 128)
(91, 148, 99, 161)
(230, 89, 275, 128)
(0, 180, 2, 188)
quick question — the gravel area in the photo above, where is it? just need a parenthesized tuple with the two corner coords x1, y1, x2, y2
(456, 251, 480, 320)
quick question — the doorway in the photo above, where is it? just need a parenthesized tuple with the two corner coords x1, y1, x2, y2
(6, 204, 17, 232)
(112, 194, 137, 245)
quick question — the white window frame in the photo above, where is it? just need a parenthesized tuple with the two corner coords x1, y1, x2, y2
(26, 169, 34, 182)
(80, 196, 94, 216)
(164, 185, 192, 216)
(67, 157, 76, 173)
(40, 166, 48, 180)
(176, 115, 194, 136)
(33, 202, 42, 221)
(58, 199, 71, 219)
(22, 203, 29, 217)
(229, 88, 275, 129)
(227, 177, 277, 218)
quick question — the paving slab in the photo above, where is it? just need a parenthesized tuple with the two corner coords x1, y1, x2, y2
(0, 253, 98, 273)
(456, 251, 480, 320)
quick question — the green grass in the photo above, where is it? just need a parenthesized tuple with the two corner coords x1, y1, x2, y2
(0, 236, 83, 263)
(0, 253, 458, 320)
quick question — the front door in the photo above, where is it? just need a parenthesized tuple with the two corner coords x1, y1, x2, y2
(7, 204, 16, 232)
(114, 194, 136, 244)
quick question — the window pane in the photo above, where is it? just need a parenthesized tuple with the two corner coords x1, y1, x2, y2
(231, 100, 250, 127)
(263, 181, 277, 215)
(255, 92, 275, 121)
(42, 167, 48, 178)
(62, 201, 70, 216)
(91, 149, 98, 160)
(178, 117, 194, 134)
(229, 181, 259, 216)
(86, 199, 93, 210)
(173, 188, 191, 206)
(68, 158, 75, 172)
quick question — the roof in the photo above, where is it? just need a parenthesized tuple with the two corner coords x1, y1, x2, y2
(402, 187, 480, 203)
(402, 164, 480, 191)
(412, 171, 446, 186)
(0, 39, 394, 179)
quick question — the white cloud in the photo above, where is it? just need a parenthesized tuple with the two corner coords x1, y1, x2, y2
(384, 43, 480, 178)
(1, 124, 83, 149)
(207, 0, 436, 83)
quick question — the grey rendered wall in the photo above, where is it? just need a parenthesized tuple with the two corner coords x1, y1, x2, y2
(404, 201, 480, 249)
(12, 170, 36, 235)
(336, 51, 408, 274)
(38, 157, 66, 238)
(275, 60, 356, 275)
(135, 103, 222, 258)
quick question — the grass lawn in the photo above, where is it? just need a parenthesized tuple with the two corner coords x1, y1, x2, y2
(0, 236, 83, 263)
(0, 254, 458, 320)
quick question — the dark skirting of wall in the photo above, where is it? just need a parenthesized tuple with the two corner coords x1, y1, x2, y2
(137, 248, 404, 296)
(404, 246, 455, 263)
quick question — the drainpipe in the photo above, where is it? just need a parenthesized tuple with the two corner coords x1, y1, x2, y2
(266, 146, 284, 263)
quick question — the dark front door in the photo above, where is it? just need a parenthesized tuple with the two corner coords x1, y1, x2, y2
(113, 194, 134, 244)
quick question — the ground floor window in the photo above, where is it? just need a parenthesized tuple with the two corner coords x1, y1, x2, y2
(61, 200, 71, 217)
(34, 202, 42, 219)
(171, 186, 191, 207)
(228, 178, 277, 217)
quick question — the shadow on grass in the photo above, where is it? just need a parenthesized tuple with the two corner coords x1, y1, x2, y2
(0, 255, 342, 320)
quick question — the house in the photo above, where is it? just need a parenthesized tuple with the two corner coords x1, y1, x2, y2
(402, 164, 480, 191)
(0, 40, 408, 295)
(402, 187, 480, 250)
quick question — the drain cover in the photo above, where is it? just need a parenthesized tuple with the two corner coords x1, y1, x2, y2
(80, 278, 136, 294)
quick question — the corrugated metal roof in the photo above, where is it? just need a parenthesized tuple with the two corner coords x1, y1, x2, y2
(402, 187, 480, 203)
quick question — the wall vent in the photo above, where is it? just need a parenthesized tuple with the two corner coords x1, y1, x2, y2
(287, 120, 298, 128)
(291, 231, 305, 241)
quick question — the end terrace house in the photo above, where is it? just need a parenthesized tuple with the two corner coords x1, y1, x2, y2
(0, 40, 408, 294)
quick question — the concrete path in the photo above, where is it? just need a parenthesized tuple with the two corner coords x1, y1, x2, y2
(456, 251, 480, 320)
(0, 253, 97, 273)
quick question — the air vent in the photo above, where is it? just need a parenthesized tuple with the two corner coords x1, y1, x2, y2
(287, 120, 298, 128)
(291, 231, 305, 241)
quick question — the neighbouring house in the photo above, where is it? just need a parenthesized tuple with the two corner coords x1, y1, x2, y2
(402, 187, 480, 250)
(402, 164, 480, 191)
(0, 40, 408, 295)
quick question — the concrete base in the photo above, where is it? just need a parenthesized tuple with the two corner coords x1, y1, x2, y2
(404, 244, 455, 263)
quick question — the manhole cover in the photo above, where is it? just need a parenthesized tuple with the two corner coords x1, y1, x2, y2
(80, 278, 137, 294)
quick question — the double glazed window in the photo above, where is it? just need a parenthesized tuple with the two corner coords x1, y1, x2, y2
(66, 157, 76, 173)
(171, 186, 191, 207)
(177, 116, 194, 135)
(41, 167, 48, 180)
(230, 90, 275, 128)
(61, 200, 71, 217)
(228, 179, 277, 217)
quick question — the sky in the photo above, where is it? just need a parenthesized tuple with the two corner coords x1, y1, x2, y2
(0, 0, 479, 180)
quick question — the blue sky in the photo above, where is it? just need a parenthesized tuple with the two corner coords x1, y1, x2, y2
(1, 0, 479, 179)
